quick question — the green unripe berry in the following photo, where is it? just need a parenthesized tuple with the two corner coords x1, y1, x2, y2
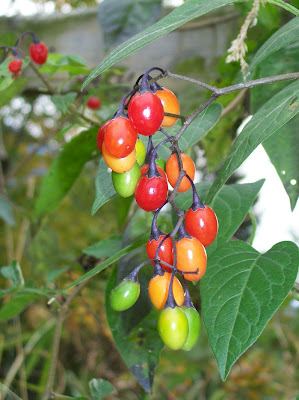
(157, 306, 188, 350)
(110, 279, 140, 311)
(112, 162, 141, 198)
(181, 306, 201, 351)
(135, 139, 146, 166)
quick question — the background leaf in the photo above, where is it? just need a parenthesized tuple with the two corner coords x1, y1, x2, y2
(51, 93, 77, 115)
(83, 234, 123, 258)
(206, 80, 299, 203)
(0, 293, 38, 322)
(91, 158, 117, 215)
(0, 194, 15, 226)
(267, 0, 299, 16)
(35, 127, 98, 217)
(89, 378, 115, 400)
(98, 0, 162, 49)
(0, 260, 24, 297)
(201, 240, 299, 380)
(82, 0, 246, 87)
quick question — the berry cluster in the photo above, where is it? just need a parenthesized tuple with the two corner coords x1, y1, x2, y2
(0, 31, 48, 78)
(98, 67, 218, 351)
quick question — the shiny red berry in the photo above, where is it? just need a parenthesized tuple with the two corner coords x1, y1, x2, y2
(103, 116, 137, 158)
(185, 206, 218, 247)
(8, 59, 22, 74)
(128, 91, 164, 136)
(96, 120, 110, 153)
(135, 175, 168, 212)
(146, 234, 173, 271)
(87, 96, 101, 110)
(29, 42, 48, 65)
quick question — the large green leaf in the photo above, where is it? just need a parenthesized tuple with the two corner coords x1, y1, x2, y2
(201, 240, 299, 380)
(35, 127, 98, 217)
(0, 293, 38, 322)
(89, 378, 115, 400)
(140, 102, 222, 160)
(98, 0, 162, 48)
(246, 17, 299, 78)
(106, 266, 163, 393)
(83, 234, 123, 258)
(267, 0, 299, 16)
(82, 0, 248, 87)
(175, 180, 264, 253)
(91, 158, 117, 215)
(206, 80, 299, 203)
(0, 194, 15, 226)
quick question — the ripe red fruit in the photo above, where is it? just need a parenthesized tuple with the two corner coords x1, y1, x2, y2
(146, 234, 173, 272)
(166, 153, 195, 192)
(155, 87, 180, 128)
(104, 116, 137, 158)
(96, 120, 110, 153)
(135, 175, 168, 212)
(87, 96, 101, 110)
(8, 59, 22, 74)
(29, 42, 48, 65)
(185, 205, 218, 247)
(128, 91, 164, 136)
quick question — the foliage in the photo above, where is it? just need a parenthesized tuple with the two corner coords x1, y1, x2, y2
(0, 1, 299, 399)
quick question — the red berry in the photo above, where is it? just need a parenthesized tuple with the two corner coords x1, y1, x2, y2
(29, 42, 48, 65)
(166, 153, 195, 193)
(87, 96, 101, 110)
(97, 120, 110, 153)
(176, 237, 207, 282)
(146, 234, 173, 272)
(135, 175, 168, 212)
(8, 59, 22, 74)
(185, 206, 218, 247)
(128, 91, 164, 136)
(104, 116, 137, 158)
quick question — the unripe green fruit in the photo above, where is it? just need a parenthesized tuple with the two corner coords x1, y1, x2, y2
(157, 306, 188, 350)
(135, 139, 146, 166)
(112, 162, 141, 198)
(181, 306, 201, 351)
(110, 279, 140, 311)
(156, 157, 166, 171)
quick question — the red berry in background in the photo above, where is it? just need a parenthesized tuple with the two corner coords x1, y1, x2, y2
(96, 120, 110, 153)
(8, 59, 22, 74)
(146, 234, 173, 272)
(104, 116, 137, 158)
(29, 42, 48, 65)
(135, 174, 168, 212)
(185, 205, 218, 247)
(128, 91, 164, 136)
(87, 96, 101, 110)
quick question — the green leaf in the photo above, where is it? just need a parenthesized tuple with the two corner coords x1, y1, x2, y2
(58, 233, 148, 294)
(91, 158, 116, 215)
(35, 127, 98, 217)
(82, 0, 248, 87)
(89, 378, 115, 400)
(175, 180, 264, 252)
(246, 18, 299, 78)
(140, 102, 222, 160)
(106, 265, 163, 393)
(39, 54, 92, 76)
(206, 80, 299, 203)
(46, 268, 68, 283)
(0, 194, 15, 226)
(83, 234, 123, 258)
(0, 77, 28, 107)
(51, 92, 77, 115)
(98, 0, 162, 49)
(0, 293, 38, 322)
(201, 240, 299, 380)
(267, 0, 299, 16)
(0, 260, 24, 296)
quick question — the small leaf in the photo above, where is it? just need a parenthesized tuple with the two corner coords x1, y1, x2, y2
(201, 240, 299, 380)
(46, 268, 68, 283)
(0, 293, 38, 322)
(140, 102, 222, 160)
(0, 194, 15, 226)
(1, 260, 24, 288)
(206, 80, 299, 203)
(39, 53, 91, 76)
(98, 0, 162, 49)
(35, 127, 98, 217)
(91, 158, 116, 215)
(89, 378, 115, 400)
(51, 92, 77, 115)
(58, 233, 148, 294)
(83, 234, 123, 258)
(82, 0, 246, 87)
(247, 18, 299, 78)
